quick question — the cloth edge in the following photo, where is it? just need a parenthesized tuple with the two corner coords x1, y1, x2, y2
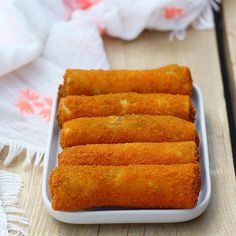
(0, 170, 29, 236)
(0, 137, 45, 167)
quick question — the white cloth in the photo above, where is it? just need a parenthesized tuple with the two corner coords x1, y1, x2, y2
(0, 170, 28, 236)
(0, 0, 109, 165)
(88, 0, 214, 40)
(0, 0, 215, 166)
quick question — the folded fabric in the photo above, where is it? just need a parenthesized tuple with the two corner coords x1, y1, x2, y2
(0, 2, 108, 166)
(88, 0, 215, 40)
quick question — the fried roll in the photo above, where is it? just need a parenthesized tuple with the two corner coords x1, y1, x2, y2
(60, 115, 198, 148)
(58, 93, 195, 126)
(59, 64, 192, 97)
(58, 142, 199, 166)
(49, 163, 201, 211)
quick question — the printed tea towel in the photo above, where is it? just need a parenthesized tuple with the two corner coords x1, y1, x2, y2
(0, 0, 218, 165)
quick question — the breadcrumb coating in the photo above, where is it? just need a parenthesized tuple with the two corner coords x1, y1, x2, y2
(60, 115, 199, 148)
(58, 64, 192, 97)
(57, 93, 195, 127)
(58, 142, 199, 166)
(49, 163, 201, 211)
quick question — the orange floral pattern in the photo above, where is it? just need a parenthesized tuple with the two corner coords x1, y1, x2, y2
(14, 89, 52, 122)
(20, 89, 39, 101)
(15, 100, 34, 114)
(77, 0, 101, 9)
(63, 0, 101, 10)
(164, 7, 184, 20)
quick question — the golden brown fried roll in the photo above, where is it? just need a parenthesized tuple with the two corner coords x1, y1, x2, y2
(60, 115, 198, 148)
(59, 64, 192, 97)
(58, 142, 199, 166)
(58, 93, 195, 126)
(49, 163, 201, 211)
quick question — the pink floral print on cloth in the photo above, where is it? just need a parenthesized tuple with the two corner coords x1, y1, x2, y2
(164, 7, 184, 20)
(64, 0, 105, 34)
(64, 0, 101, 10)
(14, 89, 52, 122)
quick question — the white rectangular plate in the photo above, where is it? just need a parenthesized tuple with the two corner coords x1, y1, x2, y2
(42, 84, 211, 224)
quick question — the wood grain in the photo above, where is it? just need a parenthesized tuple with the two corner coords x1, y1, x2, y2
(1, 28, 236, 235)
(222, 0, 236, 127)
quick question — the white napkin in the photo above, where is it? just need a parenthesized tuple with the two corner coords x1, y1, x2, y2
(0, 0, 215, 166)
(0, 171, 28, 236)
(0, 1, 109, 166)
(89, 0, 215, 40)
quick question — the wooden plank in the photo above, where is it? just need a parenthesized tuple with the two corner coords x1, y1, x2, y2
(98, 224, 128, 236)
(222, 0, 236, 127)
(1, 28, 236, 235)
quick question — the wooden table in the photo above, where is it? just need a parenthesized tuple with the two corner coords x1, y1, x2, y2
(1, 28, 236, 235)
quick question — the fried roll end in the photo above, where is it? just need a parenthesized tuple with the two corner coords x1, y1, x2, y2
(49, 163, 201, 211)
(58, 142, 199, 166)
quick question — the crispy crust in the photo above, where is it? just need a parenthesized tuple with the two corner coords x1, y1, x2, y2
(195, 131, 199, 146)
(57, 93, 195, 127)
(49, 163, 201, 211)
(58, 84, 64, 99)
(60, 115, 198, 148)
(59, 64, 192, 97)
(195, 146, 200, 162)
(189, 101, 196, 122)
(58, 141, 199, 166)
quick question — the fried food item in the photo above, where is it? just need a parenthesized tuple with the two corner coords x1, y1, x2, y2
(60, 115, 198, 148)
(49, 163, 201, 211)
(57, 93, 195, 126)
(58, 141, 199, 166)
(58, 64, 192, 97)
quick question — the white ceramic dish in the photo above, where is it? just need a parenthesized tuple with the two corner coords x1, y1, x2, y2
(42, 84, 211, 224)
